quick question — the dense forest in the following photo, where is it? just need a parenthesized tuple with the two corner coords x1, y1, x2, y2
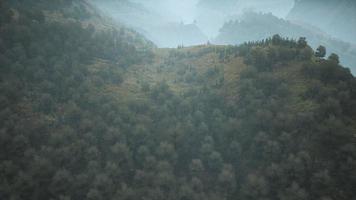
(1, 1, 356, 200)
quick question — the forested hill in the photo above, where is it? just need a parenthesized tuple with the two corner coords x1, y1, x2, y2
(1, 1, 356, 200)
(215, 12, 356, 74)
(287, 0, 356, 44)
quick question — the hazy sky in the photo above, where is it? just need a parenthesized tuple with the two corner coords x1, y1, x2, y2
(132, 0, 200, 23)
(133, 0, 295, 23)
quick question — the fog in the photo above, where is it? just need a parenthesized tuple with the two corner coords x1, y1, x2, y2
(287, 0, 356, 44)
(90, 0, 295, 47)
(132, 0, 199, 23)
(90, 0, 355, 73)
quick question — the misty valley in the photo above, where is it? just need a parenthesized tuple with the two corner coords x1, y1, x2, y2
(0, 1, 356, 200)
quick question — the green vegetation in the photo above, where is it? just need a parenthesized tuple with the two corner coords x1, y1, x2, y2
(1, 1, 356, 200)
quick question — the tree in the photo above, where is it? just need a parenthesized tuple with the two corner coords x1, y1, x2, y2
(218, 164, 236, 195)
(315, 45, 326, 58)
(328, 53, 339, 64)
(190, 159, 204, 177)
(298, 47, 313, 61)
(206, 151, 223, 173)
(297, 37, 307, 48)
(272, 34, 282, 45)
(250, 47, 270, 70)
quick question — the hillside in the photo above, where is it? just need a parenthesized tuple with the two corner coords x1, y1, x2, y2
(215, 12, 356, 74)
(287, 0, 356, 44)
(1, 1, 356, 200)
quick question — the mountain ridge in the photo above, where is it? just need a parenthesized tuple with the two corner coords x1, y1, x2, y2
(287, 0, 356, 44)
(215, 12, 356, 73)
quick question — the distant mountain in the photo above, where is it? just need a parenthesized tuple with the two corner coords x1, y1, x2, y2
(287, 0, 356, 44)
(147, 22, 208, 47)
(90, 0, 208, 47)
(89, 0, 160, 28)
(215, 12, 356, 73)
(235, 0, 294, 17)
(195, 0, 294, 37)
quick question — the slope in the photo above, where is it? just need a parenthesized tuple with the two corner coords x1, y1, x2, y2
(1, 1, 356, 200)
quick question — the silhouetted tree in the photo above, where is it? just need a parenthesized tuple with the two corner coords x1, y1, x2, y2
(315, 45, 326, 58)
(328, 53, 340, 64)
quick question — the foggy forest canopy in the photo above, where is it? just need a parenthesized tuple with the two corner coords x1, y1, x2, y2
(0, 0, 356, 200)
